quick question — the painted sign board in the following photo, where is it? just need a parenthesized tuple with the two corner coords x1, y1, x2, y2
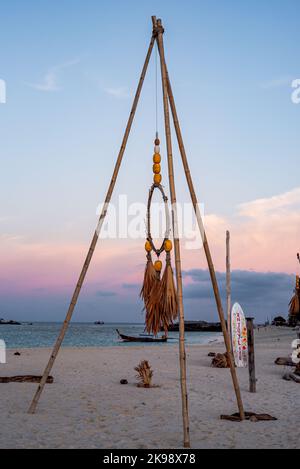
(231, 302, 248, 367)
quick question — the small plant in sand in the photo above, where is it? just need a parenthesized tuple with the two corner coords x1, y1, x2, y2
(135, 360, 153, 388)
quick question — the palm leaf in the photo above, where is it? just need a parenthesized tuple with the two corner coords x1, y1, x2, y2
(289, 293, 300, 315)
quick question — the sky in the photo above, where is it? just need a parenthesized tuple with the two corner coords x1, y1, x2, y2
(0, 0, 299, 323)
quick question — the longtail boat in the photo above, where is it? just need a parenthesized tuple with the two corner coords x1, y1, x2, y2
(116, 329, 167, 343)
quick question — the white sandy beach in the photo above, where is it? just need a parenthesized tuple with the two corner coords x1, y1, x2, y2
(0, 327, 299, 449)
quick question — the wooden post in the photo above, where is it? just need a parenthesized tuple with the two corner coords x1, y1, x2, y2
(27, 35, 156, 414)
(226, 231, 231, 343)
(154, 17, 190, 448)
(165, 62, 245, 420)
(246, 317, 256, 393)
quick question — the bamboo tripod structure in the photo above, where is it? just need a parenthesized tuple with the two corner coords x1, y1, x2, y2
(28, 17, 245, 445)
(164, 42, 245, 419)
(155, 18, 190, 447)
(27, 33, 156, 415)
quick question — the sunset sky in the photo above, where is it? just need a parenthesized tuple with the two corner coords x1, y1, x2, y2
(0, 0, 299, 323)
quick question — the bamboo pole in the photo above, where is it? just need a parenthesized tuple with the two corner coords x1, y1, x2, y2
(28, 35, 156, 414)
(165, 64, 245, 420)
(154, 17, 190, 448)
(226, 230, 231, 343)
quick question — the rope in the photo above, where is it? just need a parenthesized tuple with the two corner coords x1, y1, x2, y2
(155, 42, 158, 136)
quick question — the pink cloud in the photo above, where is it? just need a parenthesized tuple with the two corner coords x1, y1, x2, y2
(0, 187, 299, 296)
(179, 187, 300, 275)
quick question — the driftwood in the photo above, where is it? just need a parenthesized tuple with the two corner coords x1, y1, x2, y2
(289, 373, 300, 383)
(283, 364, 300, 383)
(283, 372, 300, 383)
(221, 412, 277, 422)
(0, 375, 54, 383)
(275, 357, 295, 366)
(211, 352, 231, 368)
(246, 318, 256, 393)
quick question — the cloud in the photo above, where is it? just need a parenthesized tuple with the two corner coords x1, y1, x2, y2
(180, 186, 300, 275)
(238, 187, 300, 217)
(260, 76, 293, 89)
(95, 290, 117, 297)
(0, 233, 24, 241)
(104, 86, 131, 99)
(30, 70, 58, 92)
(27, 58, 80, 92)
(122, 283, 140, 289)
(183, 268, 294, 322)
(1, 186, 299, 321)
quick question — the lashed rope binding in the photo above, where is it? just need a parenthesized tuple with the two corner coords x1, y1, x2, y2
(140, 136, 178, 336)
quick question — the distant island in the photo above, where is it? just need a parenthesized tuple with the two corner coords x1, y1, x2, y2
(167, 321, 222, 332)
(0, 318, 21, 325)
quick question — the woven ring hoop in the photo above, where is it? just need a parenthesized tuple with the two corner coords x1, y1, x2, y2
(147, 183, 171, 256)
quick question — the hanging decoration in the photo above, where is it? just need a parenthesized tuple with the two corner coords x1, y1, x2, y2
(140, 135, 178, 336)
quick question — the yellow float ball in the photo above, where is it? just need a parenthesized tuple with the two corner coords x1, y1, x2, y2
(154, 260, 162, 272)
(164, 239, 172, 252)
(153, 174, 162, 184)
(145, 240, 152, 252)
(153, 153, 161, 164)
(153, 163, 161, 174)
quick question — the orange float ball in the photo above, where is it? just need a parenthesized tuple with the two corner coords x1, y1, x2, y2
(153, 153, 161, 164)
(154, 260, 162, 272)
(145, 240, 152, 252)
(164, 239, 172, 252)
(154, 174, 162, 184)
(153, 163, 161, 174)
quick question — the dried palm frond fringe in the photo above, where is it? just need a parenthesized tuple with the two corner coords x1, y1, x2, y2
(140, 253, 157, 304)
(289, 293, 300, 315)
(144, 279, 161, 336)
(141, 253, 161, 336)
(144, 254, 178, 336)
(158, 257, 178, 333)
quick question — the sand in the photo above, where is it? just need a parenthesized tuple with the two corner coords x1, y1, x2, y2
(0, 327, 299, 449)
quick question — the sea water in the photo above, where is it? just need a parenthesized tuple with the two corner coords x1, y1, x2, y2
(0, 322, 222, 349)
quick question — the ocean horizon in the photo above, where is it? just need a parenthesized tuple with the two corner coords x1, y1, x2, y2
(0, 322, 222, 349)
